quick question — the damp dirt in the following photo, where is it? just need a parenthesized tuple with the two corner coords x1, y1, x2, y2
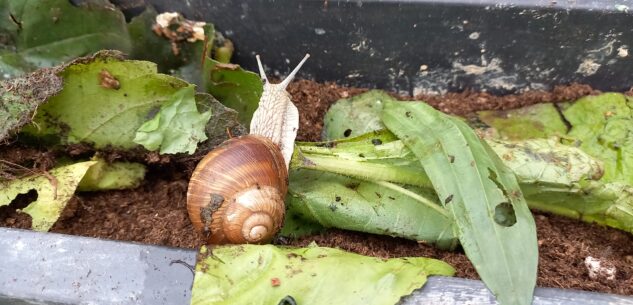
(1, 80, 632, 295)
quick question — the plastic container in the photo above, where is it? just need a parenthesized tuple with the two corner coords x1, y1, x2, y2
(2, 1, 633, 304)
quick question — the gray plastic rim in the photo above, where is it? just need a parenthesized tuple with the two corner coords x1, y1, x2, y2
(1, 228, 631, 305)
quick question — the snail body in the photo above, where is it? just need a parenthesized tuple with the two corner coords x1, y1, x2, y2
(187, 54, 309, 244)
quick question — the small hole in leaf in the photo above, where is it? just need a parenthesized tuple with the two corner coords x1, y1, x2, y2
(371, 139, 383, 145)
(494, 202, 516, 227)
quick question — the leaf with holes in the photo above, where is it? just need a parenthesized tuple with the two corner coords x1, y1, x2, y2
(322, 90, 396, 140)
(284, 170, 458, 249)
(191, 244, 454, 305)
(382, 101, 538, 305)
(0, 161, 96, 231)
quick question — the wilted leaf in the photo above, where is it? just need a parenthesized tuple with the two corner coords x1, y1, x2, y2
(191, 244, 455, 305)
(382, 101, 537, 305)
(322, 90, 395, 140)
(0, 0, 131, 79)
(194, 92, 247, 152)
(134, 85, 212, 154)
(21, 51, 189, 149)
(477, 103, 567, 140)
(287, 170, 458, 249)
(77, 159, 145, 191)
(126, 7, 187, 73)
(0, 161, 96, 231)
(475, 93, 633, 185)
(0, 66, 63, 142)
(487, 138, 603, 185)
(561, 93, 633, 184)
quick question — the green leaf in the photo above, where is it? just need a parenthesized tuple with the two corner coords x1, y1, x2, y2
(561, 93, 633, 184)
(487, 138, 633, 233)
(292, 130, 431, 188)
(322, 90, 395, 140)
(192, 92, 247, 152)
(477, 103, 568, 140)
(475, 93, 633, 185)
(21, 51, 189, 149)
(0, 0, 131, 79)
(134, 85, 212, 154)
(126, 8, 261, 126)
(77, 159, 146, 191)
(382, 101, 537, 305)
(279, 203, 325, 238)
(0, 161, 96, 231)
(191, 244, 455, 305)
(304, 90, 633, 238)
(202, 60, 263, 126)
(287, 170, 458, 249)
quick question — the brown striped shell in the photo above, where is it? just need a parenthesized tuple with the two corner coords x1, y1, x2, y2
(186, 135, 288, 244)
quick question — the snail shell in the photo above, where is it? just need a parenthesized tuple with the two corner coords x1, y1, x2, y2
(186, 134, 287, 244)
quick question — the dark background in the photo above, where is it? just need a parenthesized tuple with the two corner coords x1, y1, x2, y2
(121, 0, 633, 95)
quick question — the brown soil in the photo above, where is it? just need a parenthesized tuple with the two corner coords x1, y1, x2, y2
(1, 80, 632, 296)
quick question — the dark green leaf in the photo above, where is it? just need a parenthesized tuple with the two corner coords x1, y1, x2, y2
(202, 60, 263, 126)
(0, 0, 131, 78)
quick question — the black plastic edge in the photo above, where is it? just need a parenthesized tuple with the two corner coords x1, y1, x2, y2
(1, 228, 631, 305)
(138, 0, 633, 95)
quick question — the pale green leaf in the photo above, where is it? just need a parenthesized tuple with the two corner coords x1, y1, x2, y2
(134, 85, 212, 154)
(382, 101, 537, 305)
(486, 138, 603, 185)
(475, 93, 633, 185)
(77, 160, 146, 191)
(0, 161, 96, 231)
(477, 103, 567, 140)
(562, 93, 633, 184)
(191, 244, 455, 305)
(323, 90, 395, 140)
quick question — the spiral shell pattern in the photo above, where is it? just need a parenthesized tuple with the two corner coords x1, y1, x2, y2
(186, 135, 288, 244)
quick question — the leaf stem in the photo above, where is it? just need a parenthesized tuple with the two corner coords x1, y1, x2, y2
(291, 150, 432, 188)
(374, 180, 451, 218)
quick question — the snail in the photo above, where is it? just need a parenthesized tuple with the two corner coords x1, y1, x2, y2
(187, 54, 310, 244)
